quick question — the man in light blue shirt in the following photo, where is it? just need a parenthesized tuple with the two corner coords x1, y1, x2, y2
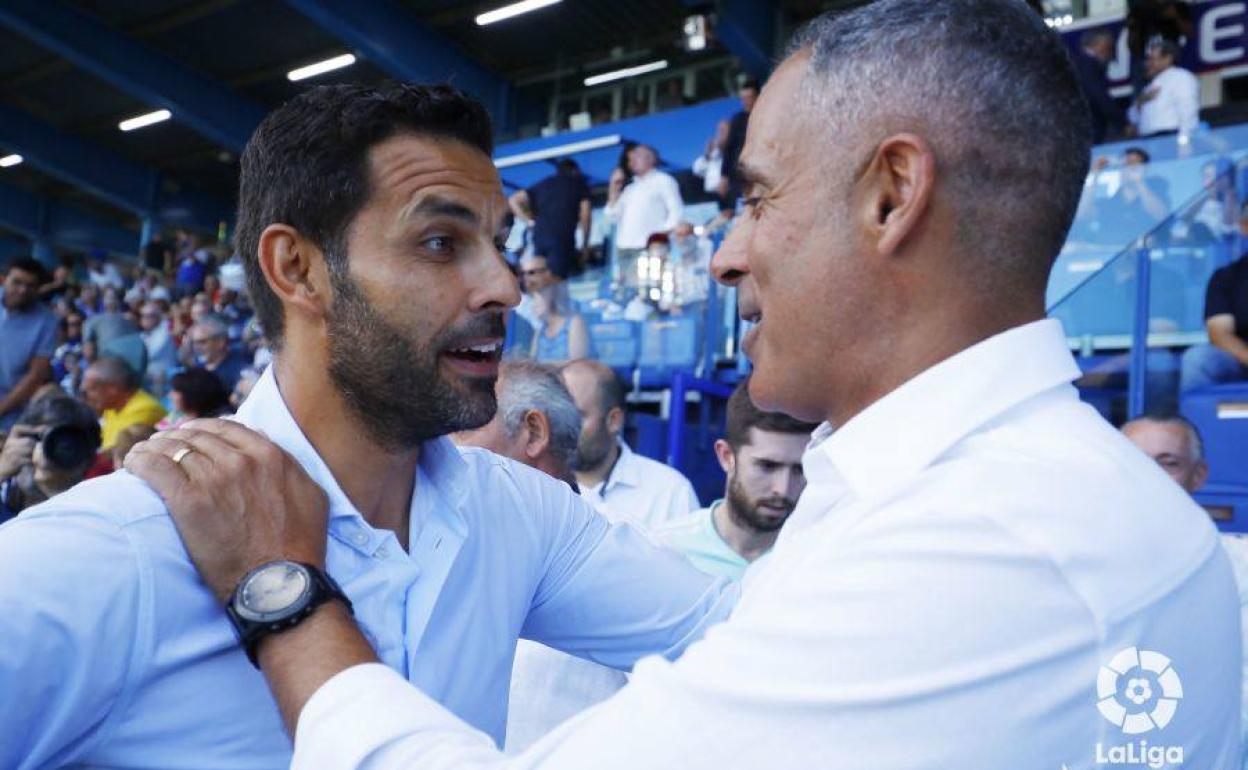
(0, 258, 57, 432)
(655, 379, 816, 580)
(0, 83, 735, 770)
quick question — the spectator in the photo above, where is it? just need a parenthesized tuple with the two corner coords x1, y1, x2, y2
(82, 288, 140, 361)
(0, 394, 100, 522)
(1079, 148, 1171, 243)
(79, 356, 166, 451)
(1074, 29, 1125, 143)
(452, 360, 581, 488)
(0, 258, 57, 433)
(52, 312, 85, 382)
(38, 264, 73, 301)
(560, 358, 699, 528)
(515, 252, 556, 329)
(509, 159, 591, 280)
(605, 144, 683, 285)
(174, 235, 211, 298)
(229, 367, 261, 411)
(692, 119, 730, 196)
(142, 233, 173, 277)
(530, 277, 592, 364)
(720, 79, 759, 206)
(1121, 414, 1248, 763)
(654, 380, 818, 580)
(110, 423, 155, 471)
(190, 315, 248, 391)
(1129, 36, 1199, 138)
(76, 283, 101, 316)
(670, 221, 714, 310)
(1180, 222, 1248, 390)
(156, 367, 231, 431)
(85, 253, 124, 290)
(139, 301, 177, 395)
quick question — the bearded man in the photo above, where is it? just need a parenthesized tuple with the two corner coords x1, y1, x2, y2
(0, 84, 735, 770)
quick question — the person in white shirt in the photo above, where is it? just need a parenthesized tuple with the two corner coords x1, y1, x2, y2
(127, 2, 1242, 768)
(559, 358, 700, 529)
(1129, 37, 1200, 138)
(654, 378, 817, 581)
(691, 120, 729, 196)
(605, 144, 683, 288)
(1122, 414, 1248, 769)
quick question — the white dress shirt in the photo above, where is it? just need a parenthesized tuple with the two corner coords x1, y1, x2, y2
(290, 319, 1241, 770)
(579, 440, 700, 530)
(1131, 65, 1201, 137)
(605, 170, 684, 250)
(692, 150, 723, 195)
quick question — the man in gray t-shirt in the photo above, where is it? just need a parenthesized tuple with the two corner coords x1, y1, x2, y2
(0, 259, 58, 431)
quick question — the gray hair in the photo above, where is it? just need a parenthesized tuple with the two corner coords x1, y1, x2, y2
(192, 314, 229, 339)
(497, 360, 582, 471)
(1126, 414, 1205, 462)
(1147, 37, 1181, 62)
(788, 0, 1092, 291)
(88, 355, 140, 390)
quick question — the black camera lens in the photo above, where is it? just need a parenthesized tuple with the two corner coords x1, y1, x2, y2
(41, 425, 96, 471)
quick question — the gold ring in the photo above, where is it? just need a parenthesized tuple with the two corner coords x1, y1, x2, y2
(171, 446, 195, 465)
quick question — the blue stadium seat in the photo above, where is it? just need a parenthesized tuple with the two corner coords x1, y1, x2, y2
(638, 317, 701, 388)
(1181, 383, 1248, 490)
(1196, 485, 1248, 534)
(589, 320, 640, 375)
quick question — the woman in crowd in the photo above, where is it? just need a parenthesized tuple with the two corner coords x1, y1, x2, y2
(155, 367, 231, 431)
(529, 282, 592, 364)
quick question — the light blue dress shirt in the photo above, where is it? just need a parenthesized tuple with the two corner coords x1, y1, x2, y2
(0, 367, 736, 770)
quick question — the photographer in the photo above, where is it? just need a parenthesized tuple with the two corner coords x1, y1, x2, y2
(0, 395, 101, 523)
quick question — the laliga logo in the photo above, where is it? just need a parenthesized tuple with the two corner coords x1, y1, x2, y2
(1097, 647, 1184, 734)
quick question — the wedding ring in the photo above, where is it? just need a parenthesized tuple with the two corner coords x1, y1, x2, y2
(171, 446, 195, 466)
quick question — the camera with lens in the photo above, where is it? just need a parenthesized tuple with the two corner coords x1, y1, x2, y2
(21, 424, 99, 472)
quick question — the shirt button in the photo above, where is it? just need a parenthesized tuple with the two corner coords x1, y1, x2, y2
(352, 532, 368, 546)
(376, 546, 389, 559)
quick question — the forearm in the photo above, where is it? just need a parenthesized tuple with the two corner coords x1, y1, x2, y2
(1211, 329, 1248, 367)
(257, 600, 379, 737)
(0, 365, 50, 417)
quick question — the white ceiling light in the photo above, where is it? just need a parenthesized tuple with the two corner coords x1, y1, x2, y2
(287, 53, 357, 82)
(119, 109, 172, 132)
(476, 0, 562, 26)
(495, 134, 622, 169)
(584, 60, 668, 87)
(0, 154, 22, 168)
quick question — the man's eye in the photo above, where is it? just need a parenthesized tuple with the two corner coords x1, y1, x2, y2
(422, 236, 454, 253)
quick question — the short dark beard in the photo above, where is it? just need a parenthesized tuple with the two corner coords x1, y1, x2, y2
(724, 470, 793, 534)
(572, 415, 615, 472)
(325, 270, 502, 452)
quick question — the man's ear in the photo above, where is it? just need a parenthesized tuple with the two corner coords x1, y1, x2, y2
(256, 225, 332, 323)
(606, 406, 626, 437)
(857, 133, 936, 258)
(521, 409, 551, 461)
(1193, 460, 1210, 493)
(713, 438, 736, 476)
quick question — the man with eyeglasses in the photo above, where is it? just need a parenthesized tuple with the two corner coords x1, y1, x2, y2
(190, 315, 249, 392)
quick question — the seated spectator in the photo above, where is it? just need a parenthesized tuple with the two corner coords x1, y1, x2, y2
(0, 394, 101, 523)
(1180, 234, 1248, 391)
(692, 120, 729, 198)
(76, 283, 101, 316)
(515, 253, 556, 329)
(452, 360, 581, 488)
(0, 258, 57, 433)
(83, 288, 139, 361)
(1129, 36, 1199, 139)
(1079, 149, 1171, 244)
(560, 358, 699, 529)
(139, 301, 178, 395)
(530, 274, 592, 364)
(1121, 414, 1248, 760)
(110, 424, 155, 471)
(156, 367, 231, 431)
(654, 379, 818, 580)
(174, 235, 211, 299)
(1179, 159, 1238, 243)
(79, 356, 167, 451)
(190, 315, 249, 391)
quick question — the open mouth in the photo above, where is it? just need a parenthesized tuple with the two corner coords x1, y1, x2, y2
(442, 340, 504, 374)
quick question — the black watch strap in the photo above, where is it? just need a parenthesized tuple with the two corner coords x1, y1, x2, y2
(226, 562, 353, 669)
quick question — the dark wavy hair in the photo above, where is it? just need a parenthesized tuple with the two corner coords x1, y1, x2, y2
(170, 368, 231, 418)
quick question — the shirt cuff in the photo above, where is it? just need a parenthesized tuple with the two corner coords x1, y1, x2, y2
(293, 663, 499, 770)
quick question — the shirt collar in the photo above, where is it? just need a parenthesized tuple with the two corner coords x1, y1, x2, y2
(805, 319, 1080, 503)
(232, 367, 470, 536)
(603, 439, 640, 492)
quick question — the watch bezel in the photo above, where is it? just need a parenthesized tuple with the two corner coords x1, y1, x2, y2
(232, 561, 314, 623)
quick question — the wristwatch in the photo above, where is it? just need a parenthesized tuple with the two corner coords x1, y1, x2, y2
(225, 560, 353, 668)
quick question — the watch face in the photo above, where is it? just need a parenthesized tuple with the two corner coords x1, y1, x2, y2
(237, 562, 311, 622)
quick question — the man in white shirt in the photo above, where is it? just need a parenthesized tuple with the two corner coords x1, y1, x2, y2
(605, 144, 683, 288)
(1122, 414, 1248, 768)
(1130, 37, 1200, 138)
(654, 378, 816, 581)
(128, 2, 1242, 768)
(559, 358, 700, 529)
